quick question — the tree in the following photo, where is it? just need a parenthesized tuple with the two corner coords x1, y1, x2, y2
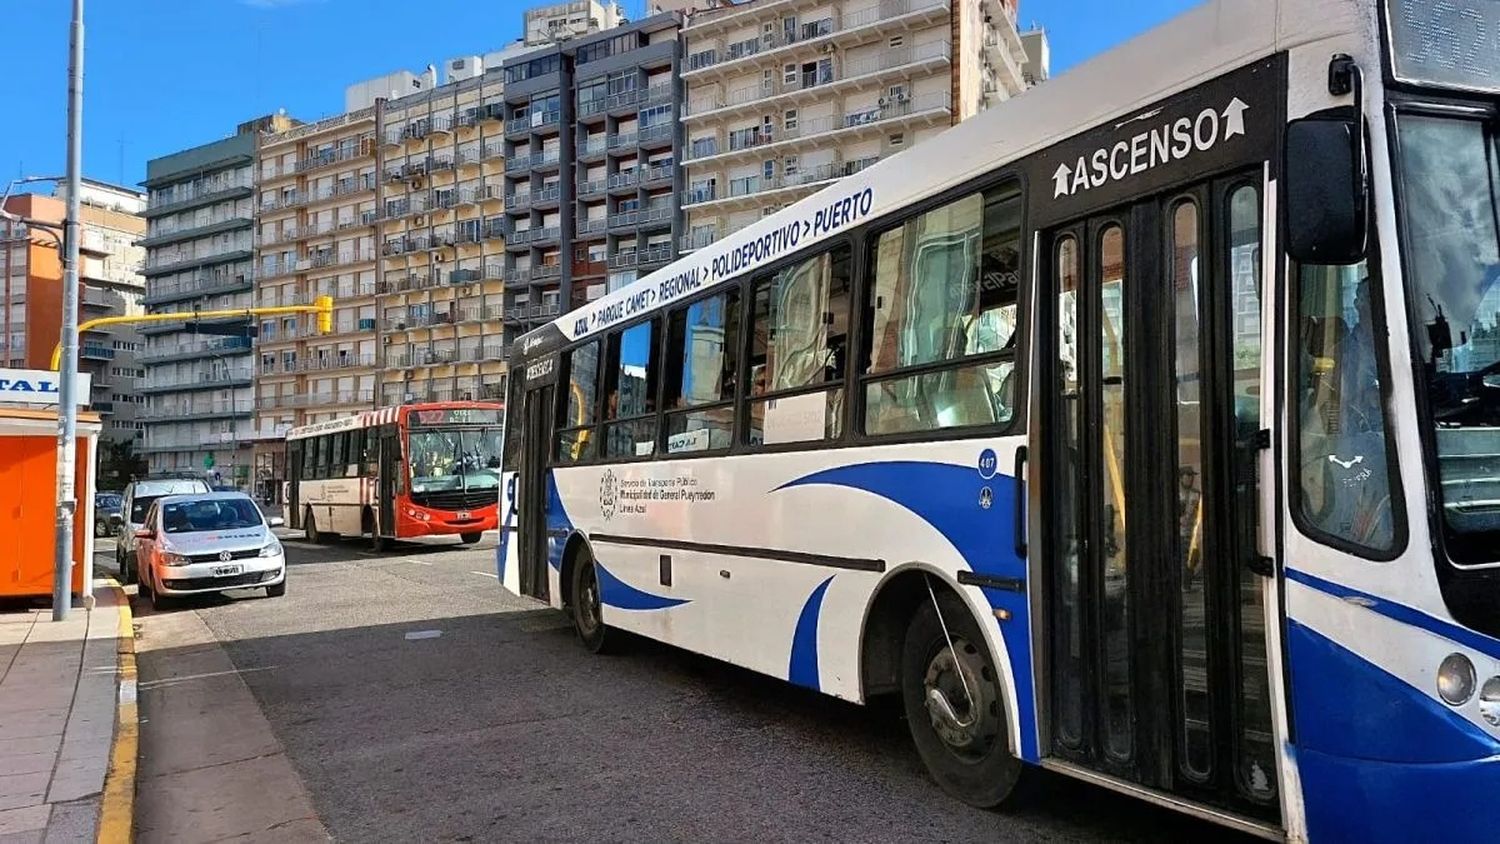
(96, 438, 147, 492)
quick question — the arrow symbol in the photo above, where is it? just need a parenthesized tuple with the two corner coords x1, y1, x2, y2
(1223, 97, 1249, 138)
(802, 220, 810, 236)
(1052, 162, 1072, 198)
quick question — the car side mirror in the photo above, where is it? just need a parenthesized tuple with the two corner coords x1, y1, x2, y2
(267, 516, 285, 528)
(1285, 116, 1368, 265)
(133, 528, 155, 540)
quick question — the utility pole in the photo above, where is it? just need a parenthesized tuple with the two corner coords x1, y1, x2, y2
(54, 0, 84, 621)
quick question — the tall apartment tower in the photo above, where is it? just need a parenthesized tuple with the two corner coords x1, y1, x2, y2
(1, 184, 147, 444)
(500, 11, 685, 335)
(375, 62, 511, 408)
(139, 127, 262, 485)
(677, 0, 1041, 250)
(525, 0, 625, 44)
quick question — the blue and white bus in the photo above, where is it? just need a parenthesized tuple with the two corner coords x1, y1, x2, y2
(498, 1, 1500, 838)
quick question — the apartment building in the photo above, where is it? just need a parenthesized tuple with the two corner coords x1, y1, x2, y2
(525, 0, 624, 44)
(140, 121, 274, 483)
(501, 10, 685, 333)
(677, 0, 1042, 250)
(0, 184, 147, 444)
(375, 60, 515, 410)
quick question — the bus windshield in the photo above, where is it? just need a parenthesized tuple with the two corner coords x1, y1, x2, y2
(1395, 112, 1500, 565)
(407, 427, 503, 496)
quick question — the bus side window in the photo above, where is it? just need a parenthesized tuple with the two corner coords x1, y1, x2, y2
(502, 376, 524, 472)
(861, 181, 1023, 436)
(662, 289, 740, 454)
(1292, 259, 1400, 554)
(301, 436, 317, 481)
(747, 245, 851, 445)
(556, 340, 601, 463)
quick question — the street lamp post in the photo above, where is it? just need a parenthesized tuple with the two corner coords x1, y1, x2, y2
(55, 0, 85, 620)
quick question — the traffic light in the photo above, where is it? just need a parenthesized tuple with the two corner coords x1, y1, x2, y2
(315, 295, 333, 334)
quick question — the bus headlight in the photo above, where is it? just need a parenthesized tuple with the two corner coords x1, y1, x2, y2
(1437, 653, 1477, 706)
(404, 506, 430, 522)
(1479, 677, 1500, 727)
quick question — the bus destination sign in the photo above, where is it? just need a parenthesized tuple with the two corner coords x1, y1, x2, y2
(411, 408, 503, 426)
(1387, 0, 1500, 93)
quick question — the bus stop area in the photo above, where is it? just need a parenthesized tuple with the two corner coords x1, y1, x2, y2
(0, 581, 133, 842)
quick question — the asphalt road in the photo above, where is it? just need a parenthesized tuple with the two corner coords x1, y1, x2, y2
(111, 534, 1254, 843)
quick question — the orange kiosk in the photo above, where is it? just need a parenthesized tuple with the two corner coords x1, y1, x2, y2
(0, 371, 100, 601)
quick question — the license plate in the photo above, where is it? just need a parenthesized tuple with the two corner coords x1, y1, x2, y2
(457, 511, 471, 520)
(213, 564, 243, 577)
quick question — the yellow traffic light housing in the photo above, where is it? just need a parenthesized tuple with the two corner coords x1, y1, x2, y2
(315, 295, 333, 334)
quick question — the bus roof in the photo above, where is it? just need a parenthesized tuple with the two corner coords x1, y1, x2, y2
(512, 0, 1362, 362)
(284, 401, 502, 441)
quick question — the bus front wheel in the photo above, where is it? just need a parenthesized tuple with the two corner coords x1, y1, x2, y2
(900, 588, 1031, 809)
(459, 532, 482, 545)
(569, 551, 616, 654)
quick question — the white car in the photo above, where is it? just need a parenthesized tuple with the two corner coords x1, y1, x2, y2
(132, 492, 287, 610)
(117, 476, 211, 585)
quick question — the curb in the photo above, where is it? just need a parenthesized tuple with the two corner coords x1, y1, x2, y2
(97, 579, 138, 843)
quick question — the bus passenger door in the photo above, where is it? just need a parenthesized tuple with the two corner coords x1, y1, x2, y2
(379, 425, 399, 537)
(517, 383, 556, 601)
(1042, 174, 1277, 819)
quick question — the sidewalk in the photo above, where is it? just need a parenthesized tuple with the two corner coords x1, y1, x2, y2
(0, 584, 130, 843)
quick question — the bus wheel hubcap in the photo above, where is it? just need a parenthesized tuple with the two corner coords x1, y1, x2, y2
(923, 639, 999, 757)
(580, 570, 600, 633)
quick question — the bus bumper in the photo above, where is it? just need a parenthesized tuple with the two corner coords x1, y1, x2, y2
(398, 508, 497, 537)
(1298, 750, 1499, 843)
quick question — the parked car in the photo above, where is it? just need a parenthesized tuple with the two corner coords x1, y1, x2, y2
(117, 476, 211, 584)
(132, 492, 286, 610)
(94, 493, 122, 538)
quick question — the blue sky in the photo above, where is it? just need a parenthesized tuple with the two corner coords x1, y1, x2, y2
(0, 0, 1200, 191)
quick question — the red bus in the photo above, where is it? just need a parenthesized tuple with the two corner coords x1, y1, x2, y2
(285, 402, 503, 549)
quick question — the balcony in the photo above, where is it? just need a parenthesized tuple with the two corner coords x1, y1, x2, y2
(534, 184, 561, 206)
(505, 154, 532, 173)
(578, 177, 606, 198)
(144, 271, 254, 306)
(145, 183, 253, 218)
(607, 131, 637, 151)
(506, 191, 532, 211)
(481, 262, 506, 283)
(642, 164, 674, 186)
(575, 217, 607, 236)
(140, 370, 254, 395)
(507, 110, 560, 135)
(638, 124, 673, 147)
(140, 401, 253, 422)
(679, 227, 718, 252)
(681, 0, 948, 78)
(685, 91, 952, 164)
(256, 389, 375, 410)
(527, 265, 561, 283)
(607, 209, 639, 230)
(294, 142, 372, 175)
(685, 41, 951, 122)
(641, 206, 673, 228)
(81, 344, 115, 361)
(577, 136, 607, 159)
(688, 157, 879, 210)
(482, 220, 507, 243)
(607, 170, 638, 191)
(640, 243, 673, 267)
(142, 249, 254, 279)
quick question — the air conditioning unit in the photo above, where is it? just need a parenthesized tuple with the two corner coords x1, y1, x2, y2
(461, 285, 474, 297)
(822, 43, 835, 54)
(878, 97, 889, 107)
(382, 336, 393, 345)
(414, 215, 426, 227)
(412, 178, 424, 190)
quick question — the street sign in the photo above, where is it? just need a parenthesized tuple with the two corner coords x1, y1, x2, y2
(0, 368, 92, 407)
(203, 454, 215, 469)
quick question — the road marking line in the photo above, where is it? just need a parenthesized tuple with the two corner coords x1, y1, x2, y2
(470, 571, 498, 579)
(404, 629, 443, 640)
(406, 559, 433, 566)
(138, 665, 278, 690)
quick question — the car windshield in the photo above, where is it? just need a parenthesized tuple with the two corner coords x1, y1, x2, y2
(1395, 112, 1500, 564)
(161, 499, 263, 534)
(407, 427, 502, 495)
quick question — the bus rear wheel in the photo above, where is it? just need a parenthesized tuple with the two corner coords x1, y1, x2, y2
(900, 588, 1030, 809)
(304, 508, 324, 544)
(459, 532, 483, 545)
(569, 551, 615, 654)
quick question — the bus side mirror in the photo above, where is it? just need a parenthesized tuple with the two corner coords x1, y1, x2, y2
(1285, 116, 1368, 264)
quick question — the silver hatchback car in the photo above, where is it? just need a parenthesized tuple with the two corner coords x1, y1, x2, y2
(132, 492, 287, 610)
